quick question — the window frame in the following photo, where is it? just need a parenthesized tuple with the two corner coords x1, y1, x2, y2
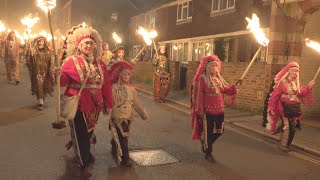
(211, 0, 235, 13)
(176, 0, 193, 22)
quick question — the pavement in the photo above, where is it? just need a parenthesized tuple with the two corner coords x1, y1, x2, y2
(133, 81, 320, 157)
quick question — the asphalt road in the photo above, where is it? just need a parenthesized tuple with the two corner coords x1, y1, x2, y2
(0, 64, 319, 180)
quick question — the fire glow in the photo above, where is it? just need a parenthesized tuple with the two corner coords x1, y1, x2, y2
(0, 21, 5, 33)
(306, 38, 320, 53)
(21, 14, 40, 29)
(112, 32, 122, 44)
(245, 13, 269, 47)
(137, 26, 152, 45)
(37, 0, 56, 13)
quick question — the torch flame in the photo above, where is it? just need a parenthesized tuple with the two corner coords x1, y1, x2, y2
(246, 13, 269, 46)
(37, 0, 56, 13)
(0, 21, 5, 33)
(112, 32, 122, 44)
(137, 26, 152, 45)
(21, 14, 40, 29)
(149, 30, 158, 39)
(306, 38, 320, 53)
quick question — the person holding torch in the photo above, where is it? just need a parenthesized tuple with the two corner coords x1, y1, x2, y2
(190, 55, 238, 163)
(55, 24, 113, 174)
(263, 62, 315, 152)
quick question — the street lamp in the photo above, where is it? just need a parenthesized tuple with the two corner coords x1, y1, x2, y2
(37, 0, 66, 129)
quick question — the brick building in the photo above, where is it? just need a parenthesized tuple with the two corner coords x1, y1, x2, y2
(130, 0, 320, 116)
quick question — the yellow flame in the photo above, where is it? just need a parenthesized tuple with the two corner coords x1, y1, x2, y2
(37, 0, 56, 13)
(137, 26, 152, 45)
(7, 28, 11, 33)
(112, 32, 122, 43)
(61, 35, 66, 40)
(21, 14, 40, 29)
(14, 30, 25, 44)
(245, 13, 269, 46)
(0, 21, 5, 33)
(306, 38, 320, 53)
(149, 30, 158, 39)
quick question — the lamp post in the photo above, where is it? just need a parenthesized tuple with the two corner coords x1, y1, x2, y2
(37, 0, 66, 129)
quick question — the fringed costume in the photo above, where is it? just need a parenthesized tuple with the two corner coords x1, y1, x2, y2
(263, 62, 314, 152)
(4, 31, 20, 84)
(108, 61, 148, 167)
(60, 24, 113, 169)
(190, 55, 237, 162)
(26, 36, 55, 110)
(153, 44, 170, 103)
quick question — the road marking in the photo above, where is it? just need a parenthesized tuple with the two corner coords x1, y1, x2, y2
(139, 92, 320, 165)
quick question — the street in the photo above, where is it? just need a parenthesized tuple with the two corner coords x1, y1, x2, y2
(0, 63, 319, 180)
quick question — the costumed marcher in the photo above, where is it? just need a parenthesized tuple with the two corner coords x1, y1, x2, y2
(108, 60, 148, 167)
(108, 46, 125, 68)
(263, 62, 315, 152)
(153, 44, 170, 103)
(0, 33, 7, 61)
(25, 36, 55, 110)
(56, 24, 113, 175)
(4, 31, 20, 84)
(190, 55, 238, 163)
(100, 42, 112, 65)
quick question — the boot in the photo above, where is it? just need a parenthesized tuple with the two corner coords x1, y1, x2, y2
(278, 144, 290, 152)
(120, 159, 132, 167)
(205, 153, 216, 163)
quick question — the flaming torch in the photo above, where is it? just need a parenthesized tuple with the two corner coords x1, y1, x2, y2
(132, 27, 153, 62)
(149, 30, 158, 59)
(238, 14, 269, 85)
(112, 32, 122, 48)
(37, 0, 65, 129)
(21, 14, 39, 49)
(0, 21, 5, 35)
(306, 38, 320, 81)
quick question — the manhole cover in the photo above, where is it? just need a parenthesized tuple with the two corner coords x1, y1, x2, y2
(129, 149, 179, 166)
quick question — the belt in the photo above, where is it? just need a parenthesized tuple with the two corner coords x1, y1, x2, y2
(69, 84, 102, 89)
(204, 93, 220, 97)
(281, 94, 298, 99)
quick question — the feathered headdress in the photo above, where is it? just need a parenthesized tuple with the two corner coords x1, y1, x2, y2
(109, 60, 133, 84)
(64, 23, 102, 58)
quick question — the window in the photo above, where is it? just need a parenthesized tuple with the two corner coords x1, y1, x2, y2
(177, 0, 192, 21)
(212, 0, 235, 12)
(170, 43, 189, 63)
(192, 41, 214, 61)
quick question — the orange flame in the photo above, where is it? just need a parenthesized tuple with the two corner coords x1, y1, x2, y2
(306, 38, 320, 53)
(112, 32, 122, 44)
(245, 14, 269, 46)
(137, 26, 152, 45)
(37, 0, 56, 13)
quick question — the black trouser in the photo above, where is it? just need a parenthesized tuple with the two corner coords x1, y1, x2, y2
(205, 114, 224, 154)
(72, 112, 93, 167)
(116, 126, 129, 162)
(275, 117, 296, 147)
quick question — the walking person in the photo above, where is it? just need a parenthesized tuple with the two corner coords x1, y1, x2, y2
(108, 60, 148, 167)
(25, 36, 55, 110)
(263, 62, 315, 152)
(190, 55, 238, 163)
(4, 31, 20, 84)
(56, 24, 113, 176)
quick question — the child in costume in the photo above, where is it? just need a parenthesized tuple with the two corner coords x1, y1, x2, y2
(108, 60, 148, 167)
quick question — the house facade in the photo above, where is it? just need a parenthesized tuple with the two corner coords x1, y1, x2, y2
(129, 0, 320, 117)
